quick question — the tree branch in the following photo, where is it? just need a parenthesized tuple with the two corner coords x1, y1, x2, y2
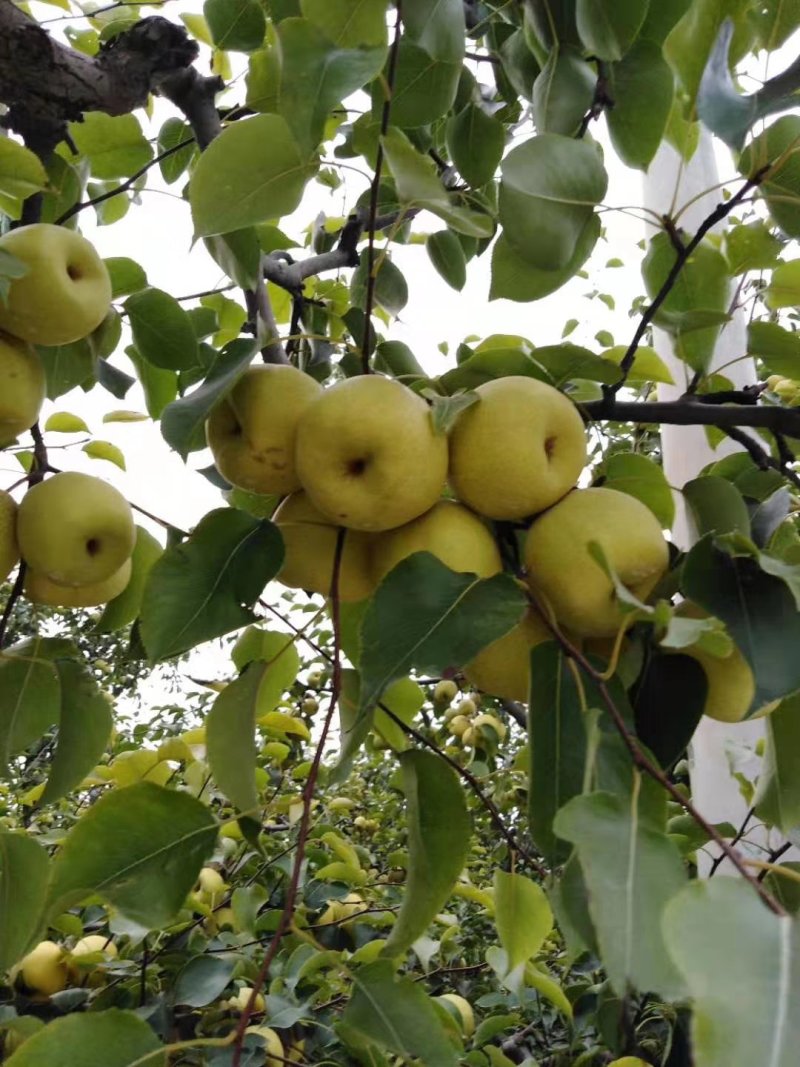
(583, 394, 800, 436)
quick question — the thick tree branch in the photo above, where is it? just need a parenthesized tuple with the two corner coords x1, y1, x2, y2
(583, 395, 800, 436)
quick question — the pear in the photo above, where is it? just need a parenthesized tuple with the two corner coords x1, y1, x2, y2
(206, 364, 322, 495)
(464, 609, 551, 703)
(0, 224, 111, 345)
(449, 376, 587, 520)
(524, 488, 668, 638)
(295, 375, 448, 531)
(17, 472, 135, 587)
(0, 332, 46, 446)
(18, 940, 68, 996)
(0, 490, 19, 583)
(25, 557, 131, 608)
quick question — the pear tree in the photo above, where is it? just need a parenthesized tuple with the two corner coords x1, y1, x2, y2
(1, 2, 800, 1065)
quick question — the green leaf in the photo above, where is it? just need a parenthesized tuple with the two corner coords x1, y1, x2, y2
(343, 960, 459, 1067)
(445, 104, 505, 188)
(125, 288, 199, 372)
(740, 115, 800, 239)
(381, 127, 493, 237)
(748, 320, 800, 378)
(684, 476, 751, 538)
(766, 259, 800, 310)
(44, 411, 89, 433)
(140, 509, 284, 661)
(0, 650, 61, 773)
(602, 344, 675, 385)
(490, 215, 601, 303)
(68, 113, 152, 180)
(174, 954, 236, 1007)
(204, 0, 265, 51)
(82, 440, 126, 471)
(533, 45, 596, 137)
(204, 229, 262, 290)
(381, 750, 471, 957)
(664, 0, 750, 111)
(754, 692, 800, 833)
(681, 535, 800, 709)
(607, 41, 674, 170)
(4, 1009, 165, 1067)
(604, 453, 675, 528)
(576, 0, 649, 59)
(555, 791, 688, 999)
(277, 18, 387, 154)
(378, 41, 460, 128)
(663, 878, 800, 1067)
(231, 626, 301, 715)
(373, 676, 425, 751)
(127, 346, 177, 420)
(359, 552, 527, 712)
(374, 340, 426, 380)
(96, 526, 163, 632)
(641, 232, 730, 372)
(530, 343, 621, 386)
(105, 257, 148, 299)
(0, 833, 49, 972)
(439, 347, 550, 393)
(301, 0, 387, 48)
(37, 340, 94, 401)
(0, 138, 48, 201)
(40, 661, 112, 806)
(528, 643, 588, 865)
(499, 134, 607, 271)
(190, 114, 314, 236)
(426, 230, 467, 291)
(494, 870, 553, 973)
(45, 782, 217, 928)
(350, 254, 409, 316)
(402, 0, 464, 62)
(725, 217, 785, 275)
(207, 663, 267, 816)
(161, 338, 257, 458)
(156, 117, 194, 184)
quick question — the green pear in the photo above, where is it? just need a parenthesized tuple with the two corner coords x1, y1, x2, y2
(17, 471, 135, 587)
(449, 375, 587, 520)
(371, 499, 502, 584)
(524, 487, 669, 638)
(0, 332, 46, 445)
(206, 364, 322, 494)
(464, 608, 550, 703)
(0, 224, 112, 345)
(25, 557, 131, 608)
(0, 490, 19, 583)
(295, 375, 448, 531)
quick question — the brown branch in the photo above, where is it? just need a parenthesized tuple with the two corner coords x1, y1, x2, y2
(722, 425, 800, 491)
(582, 395, 800, 435)
(361, 4, 403, 372)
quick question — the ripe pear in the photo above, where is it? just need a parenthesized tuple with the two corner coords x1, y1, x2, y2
(371, 499, 502, 584)
(608, 1059, 651, 1067)
(524, 488, 669, 638)
(17, 472, 135, 587)
(0, 224, 112, 345)
(449, 376, 587, 520)
(19, 940, 69, 996)
(195, 866, 226, 905)
(245, 1026, 284, 1065)
(71, 934, 117, 960)
(438, 992, 475, 1037)
(273, 490, 375, 602)
(295, 375, 448, 531)
(0, 490, 19, 583)
(465, 609, 551, 702)
(25, 557, 131, 608)
(0, 332, 45, 445)
(206, 364, 322, 495)
(228, 986, 266, 1013)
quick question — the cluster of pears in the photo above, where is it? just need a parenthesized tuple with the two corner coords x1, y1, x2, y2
(14, 933, 118, 998)
(0, 225, 130, 607)
(207, 367, 670, 703)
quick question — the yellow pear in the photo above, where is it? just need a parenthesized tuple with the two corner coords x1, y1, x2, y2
(25, 557, 131, 608)
(449, 376, 587, 520)
(524, 488, 668, 638)
(670, 603, 772, 723)
(464, 609, 551, 702)
(371, 499, 502, 584)
(195, 866, 226, 905)
(0, 490, 19, 583)
(19, 940, 69, 996)
(273, 490, 375, 602)
(608, 1059, 651, 1067)
(245, 1026, 284, 1065)
(229, 986, 266, 1013)
(0, 224, 112, 345)
(17, 472, 135, 587)
(206, 364, 322, 494)
(71, 934, 117, 960)
(295, 375, 448, 531)
(438, 992, 475, 1037)
(0, 332, 46, 445)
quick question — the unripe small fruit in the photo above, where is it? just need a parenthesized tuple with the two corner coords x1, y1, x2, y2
(454, 697, 477, 718)
(448, 714, 471, 737)
(472, 713, 508, 742)
(307, 670, 323, 687)
(196, 866, 226, 904)
(328, 796, 356, 811)
(433, 679, 459, 706)
(302, 697, 319, 715)
(461, 726, 477, 747)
